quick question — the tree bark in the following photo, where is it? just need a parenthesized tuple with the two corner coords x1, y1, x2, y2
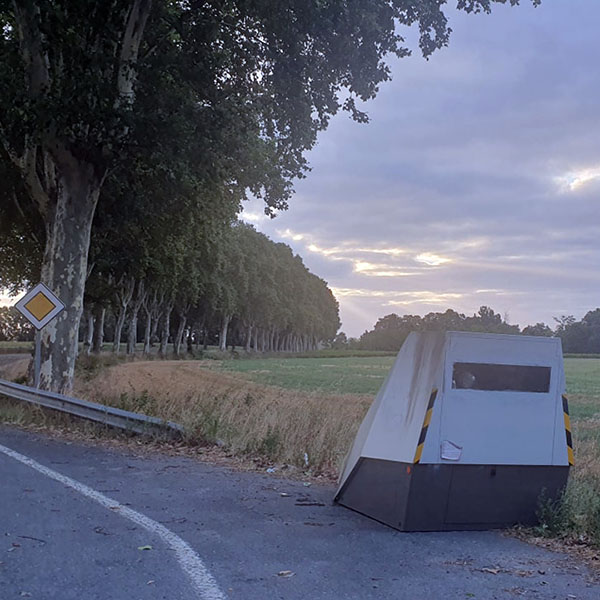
(174, 313, 187, 356)
(92, 306, 105, 353)
(126, 280, 145, 355)
(38, 161, 102, 393)
(186, 323, 195, 355)
(143, 290, 161, 353)
(269, 327, 275, 353)
(219, 315, 230, 352)
(126, 312, 137, 355)
(143, 304, 152, 354)
(256, 328, 262, 352)
(113, 277, 134, 354)
(274, 331, 280, 353)
(159, 301, 174, 357)
(150, 303, 161, 345)
(245, 323, 253, 352)
(85, 309, 94, 356)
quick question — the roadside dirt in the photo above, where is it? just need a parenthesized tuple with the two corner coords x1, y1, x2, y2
(0, 354, 29, 380)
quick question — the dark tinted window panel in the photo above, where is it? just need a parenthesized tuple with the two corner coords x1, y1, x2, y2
(452, 363, 551, 393)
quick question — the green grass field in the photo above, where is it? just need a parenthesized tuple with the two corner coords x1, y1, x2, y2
(216, 355, 395, 395)
(218, 355, 600, 406)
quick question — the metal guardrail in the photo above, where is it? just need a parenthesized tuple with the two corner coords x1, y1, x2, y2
(0, 378, 184, 438)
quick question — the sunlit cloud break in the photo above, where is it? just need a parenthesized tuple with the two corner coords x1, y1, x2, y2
(278, 229, 408, 257)
(414, 252, 451, 266)
(353, 261, 418, 277)
(331, 288, 463, 304)
(331, 287, 390, 298)
(279, 228, 304, 241)
(307, 242, 409, 259)
(241, 211, 268, 223)
(554, 166, 600, 192)
(386, 292, 463, 306)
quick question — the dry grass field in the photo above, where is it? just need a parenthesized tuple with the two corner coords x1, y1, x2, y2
(74, 360, 372, 475)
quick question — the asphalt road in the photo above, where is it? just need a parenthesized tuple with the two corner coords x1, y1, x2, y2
(1, 426, 598, 600)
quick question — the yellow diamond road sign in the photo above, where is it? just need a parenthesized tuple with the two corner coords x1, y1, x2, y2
(15, 283, 65, 330)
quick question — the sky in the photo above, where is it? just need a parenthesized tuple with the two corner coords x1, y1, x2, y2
(241, 0, 600, 338)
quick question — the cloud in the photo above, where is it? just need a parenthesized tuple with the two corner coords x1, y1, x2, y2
(239, 209, 269, 224)
(414, 253, 451, 267)
(554, 166, 600, 192)
(385, 291, 464, 306)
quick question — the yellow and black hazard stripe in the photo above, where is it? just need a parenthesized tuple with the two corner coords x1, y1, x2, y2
(562, 394, 574, 466)
(414, 388, 438, 464)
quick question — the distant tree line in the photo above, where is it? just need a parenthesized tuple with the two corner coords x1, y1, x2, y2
(332, 307, 600, 354)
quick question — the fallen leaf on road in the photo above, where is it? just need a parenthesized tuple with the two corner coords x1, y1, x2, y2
(138, 545, 153, 551)
(277, 570, 295, 578)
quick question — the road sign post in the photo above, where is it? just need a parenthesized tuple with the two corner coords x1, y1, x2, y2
(14, 283, 66, 389)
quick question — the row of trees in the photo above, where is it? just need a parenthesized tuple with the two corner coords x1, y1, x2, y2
(84, 222, 340, 355)
(333, 307, 600, 353)
(1, 221, 340, 353)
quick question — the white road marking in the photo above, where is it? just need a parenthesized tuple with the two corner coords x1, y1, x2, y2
(0, 443, 226, 600)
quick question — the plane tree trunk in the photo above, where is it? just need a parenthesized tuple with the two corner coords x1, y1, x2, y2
(219, 315, 231, 352)
(127, 280, 146, 355)
(159, 300, 174, 357)
(92, 306, 106, 353)
(38, 159, 102, 392)
(113, 277, 135, 355)
(174, 303, 190, 356)
(85, 309, 94, 355)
